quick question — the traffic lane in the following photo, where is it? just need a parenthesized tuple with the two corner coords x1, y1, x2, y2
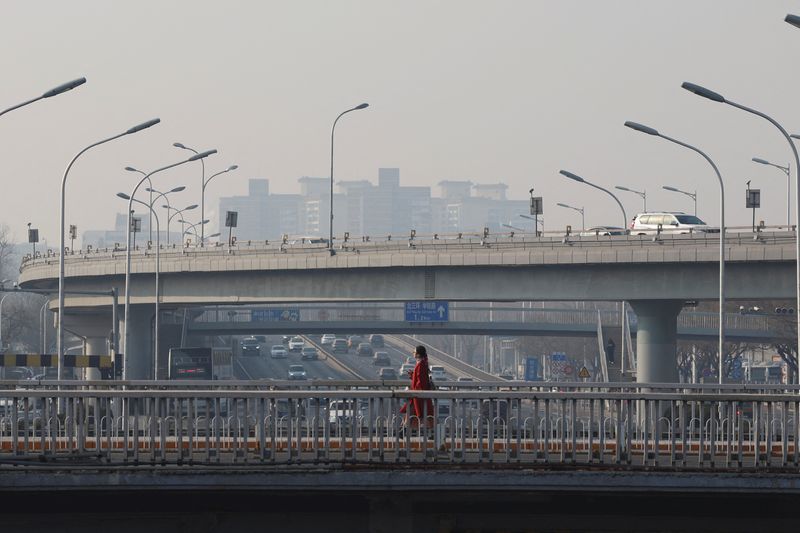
(383, 337, 471, 380)
(235, 334, 352, 380)
(315, 336, 411, 380)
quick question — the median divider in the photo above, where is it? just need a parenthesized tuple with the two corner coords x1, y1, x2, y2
(301, 336, 365, 380)
(385, 335, 496, 381)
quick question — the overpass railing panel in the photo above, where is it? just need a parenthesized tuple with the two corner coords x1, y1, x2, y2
(1, 389, 799, 470)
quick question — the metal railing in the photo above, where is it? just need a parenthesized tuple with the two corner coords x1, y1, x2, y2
(19, 226, 796, 269)
(2, 386, 799, 470)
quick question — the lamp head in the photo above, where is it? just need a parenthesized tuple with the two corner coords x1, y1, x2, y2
(559, 170, 584, 183)
(791, 134, 800, 140)
(124, 166, 141, 173)
(786, 14, 800, 28)
(556, 203, 570, 208)
(173, 142, 186, 149)
(126, 118, 160, 135)
(752, 157, 770, 165)
(185, 204, 198, 210)
(227, 165, 238, 171)
(624, 121, 659, 136)
(189, 149, 217, 161)
(116, 192, 131, 200)
(615, 186, 630, 192)
(41, 77, 86, 98)
(354, 103, 369, 110)
(170, 186, 186, 193)
(662, 186, 679, 192)
(681, 82, 725, 103)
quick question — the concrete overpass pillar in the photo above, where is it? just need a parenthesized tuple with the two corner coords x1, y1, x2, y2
(122, 305, 154, 380)
(628, 300, 683, 384)
(83, 336, 108, 380)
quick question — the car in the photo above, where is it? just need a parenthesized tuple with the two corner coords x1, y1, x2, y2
(321, 334, 336, 345)
(399, 363, 415, 377)
(240, 336, 261, 356)
(630, 212, 716, 235)
(456, 377, 475, 382)
(372, 351, 391, 366)
(288, 336, 305, 352)
(347, 335, 364, 350)
(369, 334, 385, 347)
(378, 368, 398, 380)
(430, 365, 446, 381)
(287, 364, 307, 380)
(579, 226, 627, 237)
(331, 338, 349, 353)
(356, 343, 374, 357)
(301, 346, 319, 360)
(282, 335, 291, 345)
(270, 345, 288, 358)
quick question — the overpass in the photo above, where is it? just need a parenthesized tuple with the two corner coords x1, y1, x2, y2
(16, 230, 796, 384)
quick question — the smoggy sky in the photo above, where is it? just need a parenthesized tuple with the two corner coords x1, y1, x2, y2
(2, 1, 800, 244)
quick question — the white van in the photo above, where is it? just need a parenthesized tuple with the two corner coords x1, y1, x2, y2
(630, 212, 716, 235)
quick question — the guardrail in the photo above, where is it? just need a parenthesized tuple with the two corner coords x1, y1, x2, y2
(2, 387, 799, 469)
(19, 226, 796, 269)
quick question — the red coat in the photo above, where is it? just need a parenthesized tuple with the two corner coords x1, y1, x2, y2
(400, 358, 434, 423)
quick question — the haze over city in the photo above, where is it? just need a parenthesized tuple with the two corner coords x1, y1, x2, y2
(3, 1, 800, 242)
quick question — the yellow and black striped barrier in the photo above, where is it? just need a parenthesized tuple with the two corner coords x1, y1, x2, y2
(1, 353, 113, 368)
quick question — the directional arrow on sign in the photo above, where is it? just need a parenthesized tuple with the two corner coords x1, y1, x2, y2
(437, 306, 446, 318)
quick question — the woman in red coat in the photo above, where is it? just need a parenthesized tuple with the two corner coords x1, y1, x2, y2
(400, 345, 435, 429)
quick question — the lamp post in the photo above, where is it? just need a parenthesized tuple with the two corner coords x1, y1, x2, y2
(330, 103, 369, 251)
(662, 186, 698, 216)
(123, 150, 217, 380)
(180, 219, 210, 242)
(615, 186, 647, 212)
(165, 204, 198, 245)
(202, 165, 238, 246)
(625, 119, 726, 384)
(559, 170, 627, 229)
(680, 81, 800, 384)
(0, 291, 22, 353)
(1, 77, 86, 118)
(502, 223, 525, 233)
(556, 202, 585, 231)
(117, 192, 163, 379)
(146, 185, 185, 244)
(58, 118, 160, 381)
(174, 143, 217, 242)
(752, 157, 791, 227)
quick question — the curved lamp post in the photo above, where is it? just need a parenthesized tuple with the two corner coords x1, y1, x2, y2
(662, 185, 697, 216)
(330, 103, 369, 251)
(752, 157, 790, 226)
(180, 219, 210, 242)
(123, 150, 217, 380)
(165, 204, 198, 244)
(174, 142, 217, 242)
(117, 192, 162, 379)
(559, 170, 627, 229)
(625, 119, 725, 384)
(1, 77, 86, 118)
(556, 202, 585, 231)
(57, 118, 160, 380)
(680, 81, 800, 384)
(202, 165, 238, 246)
(615, 186, 647, 212)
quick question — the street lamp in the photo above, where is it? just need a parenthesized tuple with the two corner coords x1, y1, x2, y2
(680, 81, 800, 384)
(556, 202, 585, 231)
(559, 170, 627, 229)
(662, 185, 698, 216)
(752, 157, 791, 226)
(330, 103, 369, 251)
(174, 142, 217, 242)
(502, 223, 525, 233)
(202, 165, 238, 246)
(180, 219, 210, 242)
(57, 118, 160, 381)
(614, 186, 647, 212)
(117, 192, 163, 379)
(165, 204, 198, 244)
(1, 77, 86, 118)
(625, 119, 725, 384)
(0, 290, 22, 353)
(123, 150, 217, 380)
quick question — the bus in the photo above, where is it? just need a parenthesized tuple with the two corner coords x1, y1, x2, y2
(168, 347, 234, 380)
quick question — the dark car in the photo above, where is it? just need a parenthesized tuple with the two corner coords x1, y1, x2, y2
(331, 339, 348, 354)
(378, 368, 398, 380)
(369, 334, 385, 347)
(240, 336, 261, 356)
(356, 343, 374, 357)
(372, 351, 391, 366)
(301, 346, 319, 360)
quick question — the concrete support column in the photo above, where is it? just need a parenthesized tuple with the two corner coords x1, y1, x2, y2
(122, 304, 154, 380)
(628, 300, 684, 384)
(83, 336, 108, 380)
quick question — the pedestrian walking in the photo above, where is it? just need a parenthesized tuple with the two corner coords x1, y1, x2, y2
(400, 345, 435, 430)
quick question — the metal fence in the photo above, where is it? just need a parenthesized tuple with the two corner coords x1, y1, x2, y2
(2, 387, 799, 469)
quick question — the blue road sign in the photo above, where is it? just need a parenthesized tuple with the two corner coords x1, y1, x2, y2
(251, 308, 300, 322)
(524, 357, 540, 381)
(404, 301, 449, 322)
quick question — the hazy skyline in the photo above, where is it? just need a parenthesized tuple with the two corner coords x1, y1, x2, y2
(3, 1, 800, 244)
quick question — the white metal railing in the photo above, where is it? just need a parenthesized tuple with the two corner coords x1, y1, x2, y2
(1, 388, 799, 469)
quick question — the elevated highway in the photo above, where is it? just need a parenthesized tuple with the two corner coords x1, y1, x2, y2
(16, 230, 796, 383)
